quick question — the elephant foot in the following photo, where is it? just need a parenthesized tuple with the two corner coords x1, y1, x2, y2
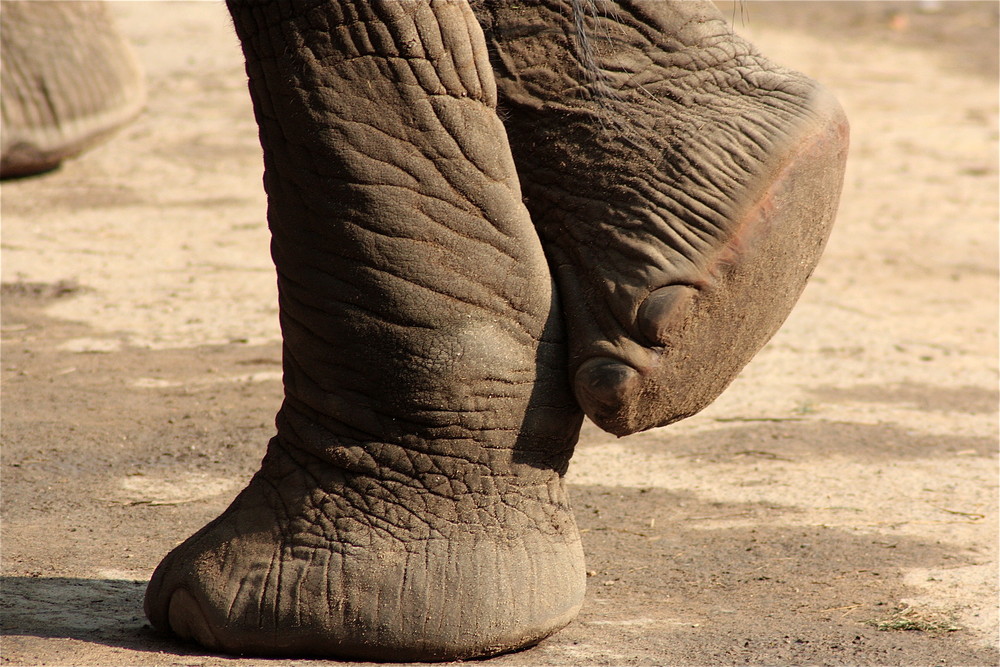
(144, 437, 586, 661)
(571, 86, 850, 435)
(481, 0, 849, 435)
(0, 2, 144, 178)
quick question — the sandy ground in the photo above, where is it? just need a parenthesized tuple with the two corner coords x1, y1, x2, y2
(2, 2, 997, 665)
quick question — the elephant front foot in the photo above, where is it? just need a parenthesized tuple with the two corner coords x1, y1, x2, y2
(144, 437, 586, 661)
(0, 2, 144, 178)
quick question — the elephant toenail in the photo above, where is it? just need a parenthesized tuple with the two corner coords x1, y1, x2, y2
(168, 588, 219, 650)
(637, 285, 696, 346)
(574, 357, 641, 419)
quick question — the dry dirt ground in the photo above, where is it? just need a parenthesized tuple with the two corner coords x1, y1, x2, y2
(2, 2, 997, 665)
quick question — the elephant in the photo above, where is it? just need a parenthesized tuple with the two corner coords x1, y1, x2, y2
(10, 0, 849, 661)
(0, 1, 145, 178)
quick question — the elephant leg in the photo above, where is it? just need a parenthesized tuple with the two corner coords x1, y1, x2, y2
(144, 0, 584, 660)
(476, 0, 849, 435)
(0, 1, 144, 178)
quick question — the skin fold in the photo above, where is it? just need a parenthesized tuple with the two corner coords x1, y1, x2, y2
(142, 0, 848, 660)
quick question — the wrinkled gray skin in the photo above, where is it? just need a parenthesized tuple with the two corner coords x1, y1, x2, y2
(10, 0, 849, 661)
(0, 1, 145, 178)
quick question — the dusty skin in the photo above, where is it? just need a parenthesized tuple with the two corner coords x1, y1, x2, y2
(1, 2, 997, 665)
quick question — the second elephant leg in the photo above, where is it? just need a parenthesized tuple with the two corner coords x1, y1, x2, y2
(144, 0, 584, 660)
(478, 0, 849, 435)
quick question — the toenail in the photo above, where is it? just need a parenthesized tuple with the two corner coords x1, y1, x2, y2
(574, 357, 640, 419)
(637, 285, 696, 346)
(168, 588, 219, 649)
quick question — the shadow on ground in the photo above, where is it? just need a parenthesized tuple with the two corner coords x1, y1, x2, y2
(514, 489, 998, 665)
(1, 577, 167, 652)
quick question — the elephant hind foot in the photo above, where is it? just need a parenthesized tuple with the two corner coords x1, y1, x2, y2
(144, 437, 586, 661)
(574, 85, 850, 435)
(484, 0, 848, 435)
